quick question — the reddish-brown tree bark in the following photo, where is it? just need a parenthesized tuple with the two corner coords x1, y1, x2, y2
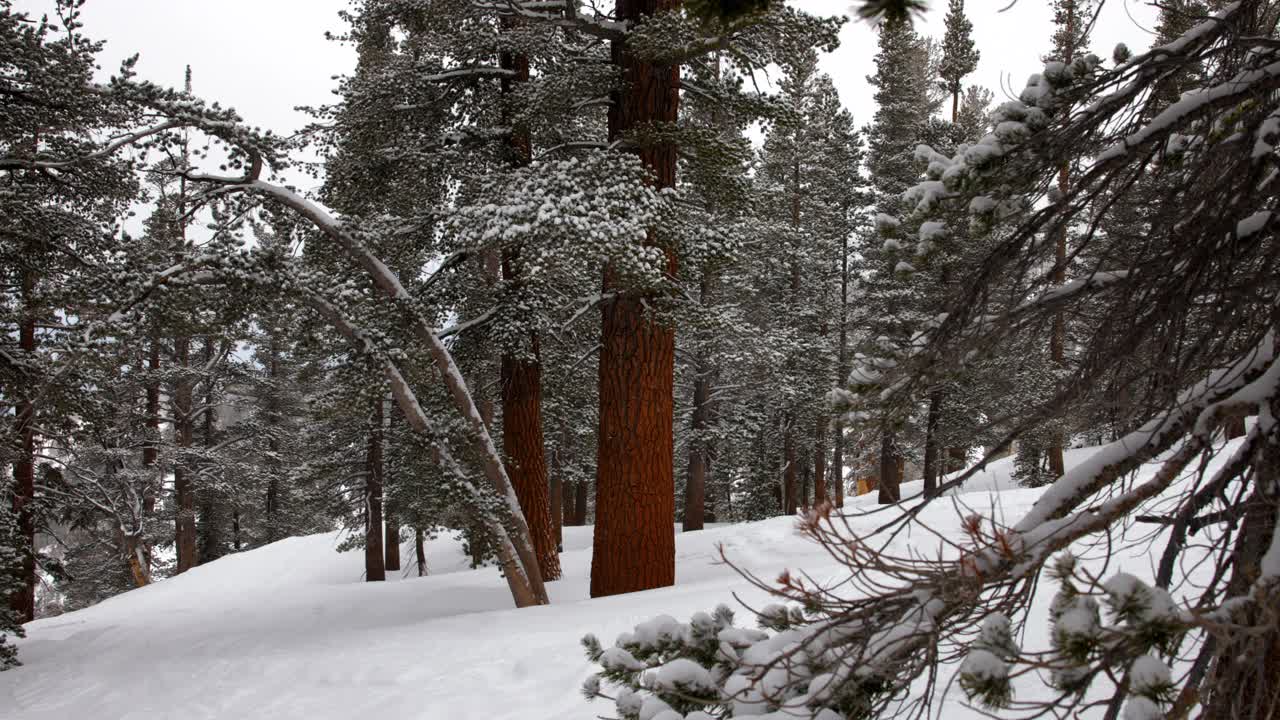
(365, 397, 386, 582)
(501, 341, 561, 581)
(589, 0, 681, 598)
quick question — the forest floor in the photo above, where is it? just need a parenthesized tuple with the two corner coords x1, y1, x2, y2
(0, 442, 1234, 719)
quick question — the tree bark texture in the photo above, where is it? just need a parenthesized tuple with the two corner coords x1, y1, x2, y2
(264, 331, 282, 544)
(173, 336, 198, 574)
(501, 339, 561, 581)
(590, 0, 680, 598)
(365, 397, 386, 582)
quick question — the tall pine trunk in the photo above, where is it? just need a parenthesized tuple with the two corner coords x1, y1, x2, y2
(414, 528, 428, 577)
(550, 443, 564, 549)
(9, 268, 37, 622)
(590, 0, 680, 598)
(497, 17, 560, 582)
(173, 335, 198, 573)
(365, 396, 386, 582)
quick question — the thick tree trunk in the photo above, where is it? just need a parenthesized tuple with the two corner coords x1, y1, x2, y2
(813, 416, 827, 507)
(173, 336, 198, 574)
(365, 397, 386, 582)
(877, 430, 901, 504)
(922, 390, 942, 498)
(9, 270, 37, 622)
(590, 0, 680, 598)
(501, 340, 561, 581)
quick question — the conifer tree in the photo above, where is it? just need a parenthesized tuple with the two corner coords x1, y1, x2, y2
(938, 0, 979, 123)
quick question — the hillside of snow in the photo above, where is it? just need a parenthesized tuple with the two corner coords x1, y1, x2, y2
(0, 442, 1232, 719)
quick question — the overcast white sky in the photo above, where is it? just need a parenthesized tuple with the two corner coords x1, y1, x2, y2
(16, 0, 1161, 192)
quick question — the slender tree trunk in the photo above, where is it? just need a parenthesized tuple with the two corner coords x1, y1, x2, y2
(550, 444, 563, 549)
(173, 335, 198, 574)
(563, 478, 578, 527)
(923, 390, 942, 498)
(1047, 4, 1077, 482)
(878, 430, 901, 504)
(573, 478, 588, 527)
(683, 300, 712, 531)
(198, 337, 224, 563)
(141, 337, 160, 569)
(591, 0, 681, 597)
(813, 416, 827, 506)
(265, 331, 282, 543)
(783, 420, 798, 515)
(415, 528, 428, 577)
(9, 269, 37, 622)
(384, 406, 400, 573)
(365, 396, 386, 582)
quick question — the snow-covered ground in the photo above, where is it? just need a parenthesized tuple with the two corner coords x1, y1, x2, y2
(0, 443, 1227, 719)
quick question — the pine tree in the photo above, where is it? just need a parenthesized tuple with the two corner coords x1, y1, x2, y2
(938, 0, 979, 122)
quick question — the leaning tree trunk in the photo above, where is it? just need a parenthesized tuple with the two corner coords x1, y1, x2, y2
(173, 335, 198, 574)
(9, 268, 37, 622)
(365, 396, 386, 582)
(590, 0, 681, 598)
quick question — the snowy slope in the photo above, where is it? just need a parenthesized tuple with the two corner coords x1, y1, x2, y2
(0, 443, 1233, 719)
